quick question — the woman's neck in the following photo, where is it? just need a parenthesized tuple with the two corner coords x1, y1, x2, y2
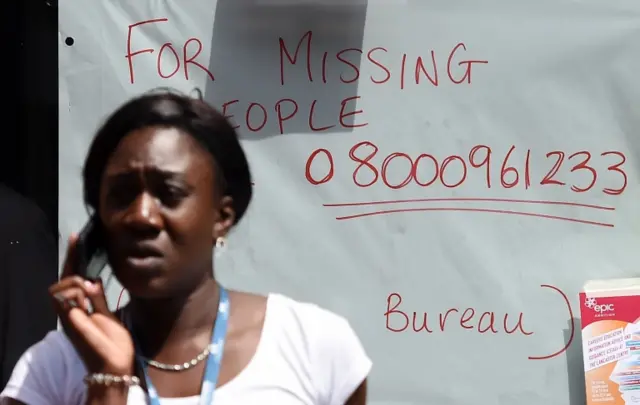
(127, 278, 221, 355)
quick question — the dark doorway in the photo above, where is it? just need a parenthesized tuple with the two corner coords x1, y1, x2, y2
(2, 0, 58, 232)
(0, 0, 59, 390)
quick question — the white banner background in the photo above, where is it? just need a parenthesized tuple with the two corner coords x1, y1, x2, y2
(59, 1, 640, 404)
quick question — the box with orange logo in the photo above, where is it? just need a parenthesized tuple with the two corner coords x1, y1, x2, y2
(580, 278, 640, 405)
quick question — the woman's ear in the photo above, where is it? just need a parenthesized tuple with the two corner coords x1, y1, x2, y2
(213, 195, 236, 239)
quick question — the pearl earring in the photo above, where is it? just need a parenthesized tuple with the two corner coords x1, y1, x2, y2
(215, 236, 227, 257)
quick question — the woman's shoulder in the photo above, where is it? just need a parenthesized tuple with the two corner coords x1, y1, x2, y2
(0, 330, 86, 404)
(7, 329, 82, 370)
(25, 329, 81, 360)
(262, 293, 372, 404)
(230, 290, 353, 333)
(263, 292, 368, 363)
(266, 293, 354, 330)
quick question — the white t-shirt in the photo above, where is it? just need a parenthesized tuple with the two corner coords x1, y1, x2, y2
(0, 294, 372, 405)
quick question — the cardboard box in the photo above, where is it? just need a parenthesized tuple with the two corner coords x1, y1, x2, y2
(580, 278, 640, 404)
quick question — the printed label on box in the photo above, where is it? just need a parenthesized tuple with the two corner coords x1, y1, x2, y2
(580, 292, 640, 404)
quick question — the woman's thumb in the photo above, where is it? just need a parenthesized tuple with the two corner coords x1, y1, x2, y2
(84, 279, 111, 315)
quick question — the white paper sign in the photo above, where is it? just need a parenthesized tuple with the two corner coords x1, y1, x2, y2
(59, 1, 640, 404)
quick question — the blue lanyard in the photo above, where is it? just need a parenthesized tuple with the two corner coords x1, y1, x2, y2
(131, 286, 230, 405)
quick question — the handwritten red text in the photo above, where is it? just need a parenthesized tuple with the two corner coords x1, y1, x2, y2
(125, 18, 214, 84)
(220, 96, 367, 134)
(304, 143, 627, 195)
(385, 292, 533, 336)
(279, 31, 489, 88)
(384, 284, 575, 361)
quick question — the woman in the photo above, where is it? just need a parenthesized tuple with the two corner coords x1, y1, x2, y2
(0, 90, 371, 404)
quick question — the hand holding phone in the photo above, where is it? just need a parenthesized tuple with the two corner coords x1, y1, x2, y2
(50, 233, 135, 376)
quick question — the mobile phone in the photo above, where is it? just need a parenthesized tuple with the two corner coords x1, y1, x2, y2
(75, 215, 108, 280)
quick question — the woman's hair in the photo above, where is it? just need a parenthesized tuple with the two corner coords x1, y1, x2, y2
(82, 88, 253, 224)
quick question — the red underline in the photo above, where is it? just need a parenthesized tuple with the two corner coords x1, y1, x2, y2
(323, 197, 615, 211)
(332, 207, 613, 227)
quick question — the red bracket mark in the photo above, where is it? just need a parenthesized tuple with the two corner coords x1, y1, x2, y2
(528, 284, 575, 360)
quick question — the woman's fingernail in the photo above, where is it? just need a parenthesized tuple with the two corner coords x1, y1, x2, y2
(84, 280, 96, 292)
(54, 293, 65, 303)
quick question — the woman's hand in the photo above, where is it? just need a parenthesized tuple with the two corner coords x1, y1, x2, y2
(49, 234, 135, 375)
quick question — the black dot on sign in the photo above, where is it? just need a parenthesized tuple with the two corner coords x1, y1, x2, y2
(65, 37, 74, 46)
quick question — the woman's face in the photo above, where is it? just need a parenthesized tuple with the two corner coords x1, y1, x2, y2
(98, 126, 234, 298)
